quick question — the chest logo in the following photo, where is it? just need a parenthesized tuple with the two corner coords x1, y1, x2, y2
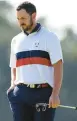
(35, 42, 39, 47)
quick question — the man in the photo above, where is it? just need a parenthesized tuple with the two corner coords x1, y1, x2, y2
(7, 1, 63, 121)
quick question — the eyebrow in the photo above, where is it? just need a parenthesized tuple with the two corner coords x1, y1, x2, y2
(17, 17, 27, 19)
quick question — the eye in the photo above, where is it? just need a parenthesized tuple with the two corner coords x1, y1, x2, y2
(21, 17, 27, 20)
(22, 18, 25, 20)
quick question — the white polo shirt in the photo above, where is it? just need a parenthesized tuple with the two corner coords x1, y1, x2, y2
(10, 26, 63, 87)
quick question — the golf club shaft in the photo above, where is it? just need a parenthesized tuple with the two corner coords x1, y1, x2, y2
(47, 104, 77, 110)
(59, 105, 76, 109)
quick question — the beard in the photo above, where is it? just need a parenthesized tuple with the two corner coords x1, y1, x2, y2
(21, 17, 33, 32)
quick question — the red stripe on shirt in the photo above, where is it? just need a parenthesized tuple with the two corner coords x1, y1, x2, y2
(16, 57, 52, 67)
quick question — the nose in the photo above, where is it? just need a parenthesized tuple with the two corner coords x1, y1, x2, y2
(18, 19, 23, 24)
(19, 22, 24, 26)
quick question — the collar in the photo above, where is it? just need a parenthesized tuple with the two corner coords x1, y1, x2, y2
(24, 23, 41, 36)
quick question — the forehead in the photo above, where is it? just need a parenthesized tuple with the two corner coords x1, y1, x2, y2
(16, 9, 30, 18)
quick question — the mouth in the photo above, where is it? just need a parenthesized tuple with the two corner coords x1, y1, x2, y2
(21, 24, 26, 26)
(21, 25, 25, 27)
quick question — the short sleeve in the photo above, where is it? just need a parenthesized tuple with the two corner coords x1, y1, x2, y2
(9, 39, 16, 68)
(47, 33, 63, 65)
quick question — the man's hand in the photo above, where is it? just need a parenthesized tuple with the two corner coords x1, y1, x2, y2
(7, 85, 15, 94)
(49, 94, 60, 108)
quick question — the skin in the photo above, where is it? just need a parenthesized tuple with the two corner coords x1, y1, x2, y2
(8, 9, 63, 109)
(49, 60, 63, 108)
(16, 9, 36, 33)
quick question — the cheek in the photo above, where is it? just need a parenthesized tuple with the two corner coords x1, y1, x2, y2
(23, 19, 28, 24)
(17, 21, 21, 26)
(26, 21, 30, 26)
(27, 18, 31, 24)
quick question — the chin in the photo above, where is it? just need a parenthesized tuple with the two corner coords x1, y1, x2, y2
(21, 27, 26, 30)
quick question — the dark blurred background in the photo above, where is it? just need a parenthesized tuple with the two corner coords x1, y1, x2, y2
(0, 1, 77, 121)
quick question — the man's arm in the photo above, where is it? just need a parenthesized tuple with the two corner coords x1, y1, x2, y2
(52, 59, 63, 96)
(46, 32, 63, 108)
(7, 68, 16, 93)
(7, 38, 16, 93)
(11, 68, 16, 87)
(49, 59, 63, 108)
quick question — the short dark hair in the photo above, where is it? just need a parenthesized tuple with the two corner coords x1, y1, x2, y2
(16, 1, 36, 15)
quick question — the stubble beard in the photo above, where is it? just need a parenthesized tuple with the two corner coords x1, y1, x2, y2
(23, 18, 33, 32)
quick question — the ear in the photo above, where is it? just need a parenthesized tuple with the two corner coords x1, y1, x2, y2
(32, 12, 36, 21)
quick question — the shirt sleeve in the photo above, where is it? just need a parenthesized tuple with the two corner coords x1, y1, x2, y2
(47, 32, 63, 65)
(9, 39, 16, 68)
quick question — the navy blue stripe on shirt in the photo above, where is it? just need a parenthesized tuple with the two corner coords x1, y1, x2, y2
(16, 50, 50, 60)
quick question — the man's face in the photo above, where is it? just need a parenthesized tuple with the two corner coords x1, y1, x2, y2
(16, 9, 33, 31)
